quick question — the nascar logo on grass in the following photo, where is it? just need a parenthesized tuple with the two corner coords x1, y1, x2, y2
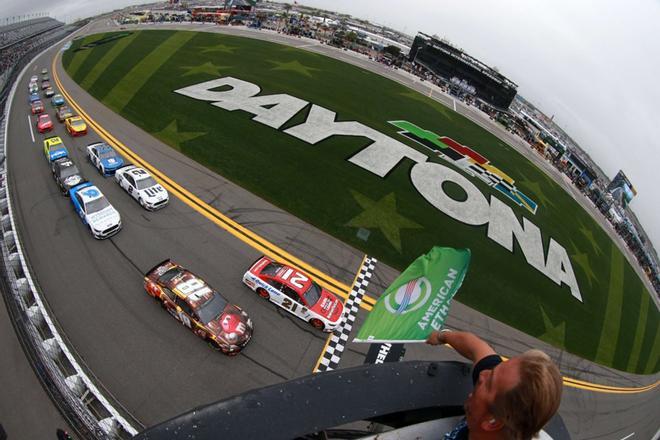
(175, 76, 582, 302)
(354, 247, 470, 343)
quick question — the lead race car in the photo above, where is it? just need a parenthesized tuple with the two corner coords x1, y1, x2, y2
(243, 256, 344, 331)
(115, 165, 169, 210)
(69, 182, 121, 239)
(145, 260, 253, 355)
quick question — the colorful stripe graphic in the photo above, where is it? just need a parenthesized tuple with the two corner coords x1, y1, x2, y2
(389, 120, 538, 215)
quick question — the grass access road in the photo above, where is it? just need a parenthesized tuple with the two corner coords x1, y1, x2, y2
(63, 30, 658, 374)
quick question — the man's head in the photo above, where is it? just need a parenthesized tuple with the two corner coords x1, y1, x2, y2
(465, 350, 563, 440)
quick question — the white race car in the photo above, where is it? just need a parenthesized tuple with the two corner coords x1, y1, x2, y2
(70, 182, 122, 239)
(114, 165, 169, 210)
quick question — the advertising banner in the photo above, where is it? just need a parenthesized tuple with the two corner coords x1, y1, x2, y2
(354, 246, 470, 343)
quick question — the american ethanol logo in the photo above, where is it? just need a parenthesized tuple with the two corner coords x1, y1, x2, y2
(385, 277, 432, 315)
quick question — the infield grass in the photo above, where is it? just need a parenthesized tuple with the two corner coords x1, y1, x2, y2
(63, 30, 659, 374)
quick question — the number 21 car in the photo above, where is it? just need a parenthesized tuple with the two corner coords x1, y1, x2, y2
(145, 260, 253, 355)
(243, 256, 344, 332)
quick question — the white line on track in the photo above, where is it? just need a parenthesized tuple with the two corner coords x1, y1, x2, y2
(620, 433, 635, 440)
(27, 115, 35, 143)
(452, 98, 457, 111)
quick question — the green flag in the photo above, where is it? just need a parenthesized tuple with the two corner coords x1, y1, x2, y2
(354, 246, 471, 343)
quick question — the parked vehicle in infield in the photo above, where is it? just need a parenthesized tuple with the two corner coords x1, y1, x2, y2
(144, 260, 253, 355)
(56, 105, 73, 122)
(43, 136, 68, 162)
(36, 114, 53, 133)
(31, 100, 44, 114)
(69, 182, 121, 239)
(115, 165, 169, 210)
(41, 80, 51, 90)
(44, 87, 55, 98)
(29, 92, 40, 103)
(51, 158, 84, 196)
(65, 116, 87, 136)
(51, 94, 65, 107)
(87, 142, 124, 176)
(243, 257, 344, 332)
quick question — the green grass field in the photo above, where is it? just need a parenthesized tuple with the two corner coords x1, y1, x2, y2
(63, 30, 659, 374)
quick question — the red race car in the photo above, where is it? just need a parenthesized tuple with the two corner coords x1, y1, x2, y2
(36, 114, 53, 133)
(31, 100, 44, 114)
(144, 260, 253, 355)
(243, 256, 344, 331)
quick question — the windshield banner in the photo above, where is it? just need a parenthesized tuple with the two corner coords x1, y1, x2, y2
(354, 246, 471, 343)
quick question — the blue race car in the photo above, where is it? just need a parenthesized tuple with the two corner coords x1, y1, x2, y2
(69, 182, 122, 239)
(51, 94, 65, 106)
(43, 136, 69, 162)
(86, 142, 124, 176)
(29, 93, 41, 104)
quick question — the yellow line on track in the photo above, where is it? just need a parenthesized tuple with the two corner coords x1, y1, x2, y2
(51, 51, 375, 310)
(52, 44, 657, 395)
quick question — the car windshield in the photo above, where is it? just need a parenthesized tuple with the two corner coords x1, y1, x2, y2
(136, 176, 157, 190)
(85, 197, 110, 214)
(60, 165, 79, 179)
(196, 293, 228, 324)
(98, 149, 117, 159)
(304, 281, 322, 306)
(262, 262, 282, 276)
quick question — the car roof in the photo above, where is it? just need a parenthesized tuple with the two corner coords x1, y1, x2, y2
(77, 185, 104, 203)
(270, 265, 313, 294)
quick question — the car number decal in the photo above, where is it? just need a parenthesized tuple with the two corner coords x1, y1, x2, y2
(178, 310, 192, 328)
(280, 268, 309, 289)
(281, 297, 308, 316)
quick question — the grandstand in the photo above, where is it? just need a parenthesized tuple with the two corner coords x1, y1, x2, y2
(409, 32, 518, 109)
(0, 17, 63, 50)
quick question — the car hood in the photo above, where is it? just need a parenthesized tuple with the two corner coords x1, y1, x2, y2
(87, 206, 120, 230)
(101, 157, 123, 169)
(311, 291, 343, 322)
(138, 185, 168, 202)
(205, 306, 253, 342)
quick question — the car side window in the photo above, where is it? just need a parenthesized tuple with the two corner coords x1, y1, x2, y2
(281, 286, 299, 300)
(74, 193, 84, 209)
(162, 287, 176, 301)
(175, 297, 194, 316)
(125, 175, 136, 188)
(267, 280, 283, 291)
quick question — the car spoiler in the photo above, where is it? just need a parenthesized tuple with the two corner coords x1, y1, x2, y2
(247, 255, 271, 274)
(145, 259, 174, 277)
(44, 135, 60, 142)
(116, 164, 137, 174)
(86, 141, 106, 148)
(69, 180, 92, 194)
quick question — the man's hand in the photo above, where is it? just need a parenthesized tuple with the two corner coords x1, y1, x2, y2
(426, 329, 496, 363)
(426, 329, 450, 346)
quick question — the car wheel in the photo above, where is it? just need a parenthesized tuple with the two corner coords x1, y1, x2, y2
(138, 197, 146, 208)
(100, 165, 105, 176)
(257, 288, 270, 300)
(309, 318, 325, 331)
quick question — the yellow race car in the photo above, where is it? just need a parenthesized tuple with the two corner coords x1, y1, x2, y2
(43, 136, 69, 162)
(65, 116, 88, 137)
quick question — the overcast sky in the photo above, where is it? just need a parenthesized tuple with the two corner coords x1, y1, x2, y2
(4, 0, 659, 250)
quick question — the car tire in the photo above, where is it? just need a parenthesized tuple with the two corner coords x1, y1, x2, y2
(309, 318, 325, 331)
(257, 288, 270, 300)
(100, 165, 105, 176)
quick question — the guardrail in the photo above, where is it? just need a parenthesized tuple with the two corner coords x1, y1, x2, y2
(0, 32, 140, 440)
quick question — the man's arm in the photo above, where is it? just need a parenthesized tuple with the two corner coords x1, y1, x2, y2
(426, 330, 496, 364)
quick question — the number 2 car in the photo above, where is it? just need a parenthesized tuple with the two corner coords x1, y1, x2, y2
(69, 182, 121, 239)
(242, 256, 344, 332)
(115, 165, 169, 210)
(145, 260, 253, 355)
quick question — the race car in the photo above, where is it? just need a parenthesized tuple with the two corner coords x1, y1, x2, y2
(41, 68, 47, 75)
(145, 260, 253, 355)
(51, 157, 84, 195)
(42, 74, 49, 81)
(243, 257, 344, 332)
(44, 87, 55, 98)
(51, 94, 65, 107)
(65, 116, 87, 136)
(29, 92, 40, 103)
(30, 100, 44, 114)
(115, 165, 169, 210)
(29, 83, 39, 94)
(41, 80, 50, 90)
(56, 105, 73, 122)
(86, 142, 124, 176)
(30, 75, 38, 83)
(36, 114, 53, 133)
(69, 182, 121, 239)
(43, 136, 68, 162)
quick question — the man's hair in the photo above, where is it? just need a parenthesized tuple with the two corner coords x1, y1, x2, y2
(492, 350, 563, 440)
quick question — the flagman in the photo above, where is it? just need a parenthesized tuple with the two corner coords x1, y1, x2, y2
(426, 329, 562, 440)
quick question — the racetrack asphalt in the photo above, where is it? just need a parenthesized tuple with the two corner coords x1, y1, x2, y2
(1, 18, 658, 439)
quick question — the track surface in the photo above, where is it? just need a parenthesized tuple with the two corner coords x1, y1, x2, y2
(3, 19, 658, 438)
